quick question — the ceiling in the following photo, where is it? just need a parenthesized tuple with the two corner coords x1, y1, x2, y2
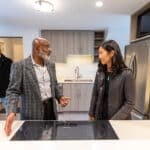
(0, 0, 149, 29)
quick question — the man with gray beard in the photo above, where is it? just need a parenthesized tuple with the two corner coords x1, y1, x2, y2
(5, 37, 70, 136)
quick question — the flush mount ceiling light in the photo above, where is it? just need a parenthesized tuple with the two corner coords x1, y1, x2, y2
(96, 1, 103, 7)
(34, 0, 54, 12)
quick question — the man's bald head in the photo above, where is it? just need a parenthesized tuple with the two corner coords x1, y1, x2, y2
(32, 37, 51, 64)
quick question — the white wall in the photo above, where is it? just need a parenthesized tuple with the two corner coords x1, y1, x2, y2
(0, 14, 130, 59)
(106, 26, 130, 58)
(0, 24, 40, 57)
(105, 15, 131, 58)
(0, 38, 23, 61)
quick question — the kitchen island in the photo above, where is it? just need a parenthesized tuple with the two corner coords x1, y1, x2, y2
(1, 120, 150, 141)
(0, 120, 150, 150)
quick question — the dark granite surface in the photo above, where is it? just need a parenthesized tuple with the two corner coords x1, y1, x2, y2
(11, 120, 118, 140)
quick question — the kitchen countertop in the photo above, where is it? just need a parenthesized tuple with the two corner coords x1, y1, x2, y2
(0, 120, 150, 150)
(58, 79, 94, 84)
(0, 121, 24, 141)
(59, 81, 94, 84)
(110, 120, 150, 139)
(59, 82, 94, 84)
(1, 120, 150, 141)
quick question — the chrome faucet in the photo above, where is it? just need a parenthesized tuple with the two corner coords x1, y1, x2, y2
(74, 66, 80, 80)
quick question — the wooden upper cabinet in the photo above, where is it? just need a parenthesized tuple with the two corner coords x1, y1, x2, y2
(41, 30, 96, 63)
(94, 31, 105, 62)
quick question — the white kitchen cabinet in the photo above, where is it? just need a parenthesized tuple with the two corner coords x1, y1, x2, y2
(58, 83, 93, 112)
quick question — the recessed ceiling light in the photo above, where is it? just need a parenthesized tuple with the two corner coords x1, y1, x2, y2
(96, 1, 103, 7)
(34, 0, 54, 13)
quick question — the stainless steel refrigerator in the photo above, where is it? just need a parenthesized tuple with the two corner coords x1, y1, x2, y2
(125, 37, 150, 119)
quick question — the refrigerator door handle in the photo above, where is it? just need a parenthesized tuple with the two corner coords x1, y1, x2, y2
(129, 53, 137, 79)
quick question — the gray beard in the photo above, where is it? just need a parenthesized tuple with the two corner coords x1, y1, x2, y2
(38, 51, 51, 62)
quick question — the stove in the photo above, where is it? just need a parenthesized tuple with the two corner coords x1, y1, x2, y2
(11, 121, 118, 140)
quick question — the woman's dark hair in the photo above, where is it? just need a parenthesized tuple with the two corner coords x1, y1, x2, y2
(98, 40, 127, 77)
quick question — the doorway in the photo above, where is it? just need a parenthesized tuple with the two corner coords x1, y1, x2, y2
(0, 37, 23, 62)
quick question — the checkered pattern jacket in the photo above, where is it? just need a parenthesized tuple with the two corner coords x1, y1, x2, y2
(6, 56, 62, 120)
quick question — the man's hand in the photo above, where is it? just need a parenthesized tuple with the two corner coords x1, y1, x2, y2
(59, 96, 70, 107)
(4, 112, 15, 136)
(89, 116, 95, 121)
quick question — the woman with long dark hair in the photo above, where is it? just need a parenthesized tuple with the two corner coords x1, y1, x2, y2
(89, 40, 135, 120)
